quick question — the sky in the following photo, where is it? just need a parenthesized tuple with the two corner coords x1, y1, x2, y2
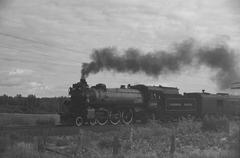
(0, 0, 240, 97)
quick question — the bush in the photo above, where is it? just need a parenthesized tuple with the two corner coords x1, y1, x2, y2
(177, 117, 201, 134)
(202, 116, 229, 132)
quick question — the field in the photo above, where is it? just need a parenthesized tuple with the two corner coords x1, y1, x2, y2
(0, 117, 239, 158)
(0, 113, 60, 127)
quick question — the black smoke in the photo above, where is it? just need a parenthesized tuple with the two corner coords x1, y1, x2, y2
(81, 39, 240, 90)
(197, 45, 240, 89)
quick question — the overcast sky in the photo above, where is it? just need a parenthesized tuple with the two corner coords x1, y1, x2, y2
(0, 0, 240, 97)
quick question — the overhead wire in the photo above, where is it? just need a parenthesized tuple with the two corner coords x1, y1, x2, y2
(0, 30, 91, 68)
(0, 31, 89, 57)
(0, 45, 84, 68)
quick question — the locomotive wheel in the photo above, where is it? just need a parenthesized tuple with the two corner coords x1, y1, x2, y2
(89, 119, 97, 126)
(97, 110, 108, 126)
(109, 110, 121, 125)
(122, 109, 134, 125)
(75, 116, 84, 127)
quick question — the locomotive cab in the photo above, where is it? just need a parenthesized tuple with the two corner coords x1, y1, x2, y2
(134, 85, 197, 121)
(130, 84, 183, 121)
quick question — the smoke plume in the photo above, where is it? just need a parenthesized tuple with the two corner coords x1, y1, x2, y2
(81, 39, 240, 90)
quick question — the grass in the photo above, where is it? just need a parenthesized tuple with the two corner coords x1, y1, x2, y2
(202, 116, 230, 132)
(1, 142, 66, 158)
(0, 113, 60, 127)
(0, 117, 239, 158)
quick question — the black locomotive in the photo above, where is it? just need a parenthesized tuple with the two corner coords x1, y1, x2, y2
(59, 78, 240, 126)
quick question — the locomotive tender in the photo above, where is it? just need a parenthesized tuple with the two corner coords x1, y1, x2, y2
(60, 78, 240, 126)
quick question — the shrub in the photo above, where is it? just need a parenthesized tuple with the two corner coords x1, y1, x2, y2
(177, 117, 201, 134)
(202, 116, 229, 132)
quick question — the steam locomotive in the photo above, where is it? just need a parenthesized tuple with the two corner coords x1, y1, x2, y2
(59, 79, 240, 126)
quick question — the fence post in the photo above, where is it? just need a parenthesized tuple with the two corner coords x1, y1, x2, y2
(130, 127, 133, 151)
(169, 132, 175, 158)
(112, 136, 121, 157)
(72, 129, 82, 158)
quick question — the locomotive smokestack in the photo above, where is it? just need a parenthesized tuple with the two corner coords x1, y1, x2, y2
(79, 77, 89, 88)
(81, 39, 240, 90)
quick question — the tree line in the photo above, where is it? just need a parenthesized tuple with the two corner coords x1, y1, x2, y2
(0, 94, 68, 114)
